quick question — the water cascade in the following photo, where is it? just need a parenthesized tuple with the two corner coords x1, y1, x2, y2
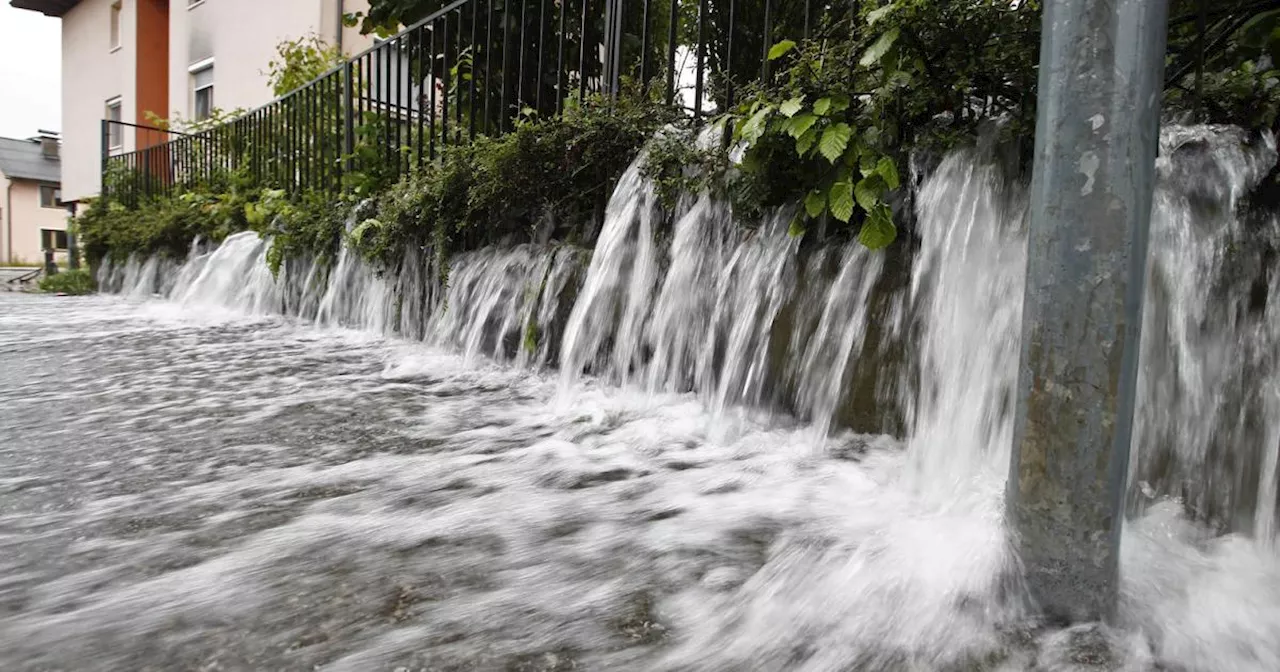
(82, 124, 1280, 669)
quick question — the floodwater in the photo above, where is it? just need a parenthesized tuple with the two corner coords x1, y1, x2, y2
(3, 291, 1280, 672)
(5, 128, 1280, 670)
(0, 294, 953, 670)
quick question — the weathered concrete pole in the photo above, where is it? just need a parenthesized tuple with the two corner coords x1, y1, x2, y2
(65, 201, 79, 270)
(1008, 0, 1168, 624)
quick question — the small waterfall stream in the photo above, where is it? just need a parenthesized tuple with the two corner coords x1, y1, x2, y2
(82, 124, 1280, 669)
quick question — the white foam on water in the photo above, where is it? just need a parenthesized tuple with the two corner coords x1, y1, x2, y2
(7, 126, 1280, 670)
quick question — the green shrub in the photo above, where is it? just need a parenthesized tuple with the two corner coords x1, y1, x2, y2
(39, 268, 96, 295)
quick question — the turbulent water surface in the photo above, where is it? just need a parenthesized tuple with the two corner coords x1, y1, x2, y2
(5, 127, 1280, 671)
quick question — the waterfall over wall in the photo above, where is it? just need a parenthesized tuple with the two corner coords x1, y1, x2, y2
(1134, 126, 1280, 537)
(98, 124, 1280, 540)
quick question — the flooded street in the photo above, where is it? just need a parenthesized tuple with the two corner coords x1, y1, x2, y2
(1, 293, 931, 671)
(7, 131, 1280, 671)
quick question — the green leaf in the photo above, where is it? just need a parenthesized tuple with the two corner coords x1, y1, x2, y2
(859, 146, 879, 176)
(768, 39, 797, 60)
(796, 127, 819, 155)
(855, 175, 884, 212)
(738, 105, 774, 145)
(779, 96, 804, 118)
(867, 3, 896, 25)
(829, 94, 851, 114)
(789, 214, 807, 237)
(350, 218, 382, 244)
(804, 189, 827, 218)
(829, 181, 855, 222)
(858, 204, 897, 249)
(814, 97, 832, 116)
(819, 123, 853, 163)
(876, 156, 901, 189)
(785, 112, 819, 139)
(859, 27, 900, 67)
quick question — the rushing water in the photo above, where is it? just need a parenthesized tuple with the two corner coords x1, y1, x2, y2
(5, 126, 1280, 670)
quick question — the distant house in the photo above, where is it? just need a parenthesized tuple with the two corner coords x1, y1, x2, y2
(0, 133, 67, 266)
(11, 0, 377, 204)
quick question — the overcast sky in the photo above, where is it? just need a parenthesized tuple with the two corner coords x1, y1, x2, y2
(0, 4, 61, 140)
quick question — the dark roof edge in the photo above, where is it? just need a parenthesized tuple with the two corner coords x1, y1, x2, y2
(9, 0, 80, 18)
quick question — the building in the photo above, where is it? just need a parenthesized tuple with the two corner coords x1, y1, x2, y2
(0, 133, 66, 265)
(11, 0, 375, 205)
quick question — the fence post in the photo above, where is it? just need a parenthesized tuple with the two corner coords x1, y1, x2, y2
(343, 61, 355, 183)
(1008, 0, 1169, 624)
(65, 201, 79, 271)
(100, 119, 109, 203)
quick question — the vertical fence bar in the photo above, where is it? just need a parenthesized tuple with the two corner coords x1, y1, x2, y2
(443, 13, 452, 146)
(502, 0, 512, 131)
(400, 36, 410, 177)
(311, 83, 318, 189)
(694, 0, 706, 119)
(455, 9, 464, 143)
(803, 0, 811, 39)
(639, 0, 651, 92)
(611, 0, 623, 97)
(579, 0, 590, 101)
(485, 0, 494, 134)
(724, 0, 735, 115)
(430, 21, 439, 159)
(381, 45, 391, 171)
(344, 61, 355, 183)
(536, 0, 547, 113)
(760, 0, 771, 81)
(470, 0, 479, 139)
(665, 0, 678, 105)
(602, 0, 612, 96)
(556, 0, 567, 114)
(313, 83, 321, 191)
(313, 82, 321, 193)
(416, 27, 426, 166)
(248, 111, 256, 186)
(518, 0, 528, 111)
(280, 102, 287, 187)
(100, 120, 109, 202)
(406, 32, 415, 173)
(203, 127, 209, 192)
(327, 75, 335, 192)
(304, 86, 313, 192)
(291, 97, 297, 191)
(282, 99, 290, 194)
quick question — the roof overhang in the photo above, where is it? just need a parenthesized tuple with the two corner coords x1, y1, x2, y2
(9, 0, 80, 18)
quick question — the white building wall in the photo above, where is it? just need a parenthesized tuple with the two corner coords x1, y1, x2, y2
(62, 0, 135, 202)
(169, 0, 376, 122)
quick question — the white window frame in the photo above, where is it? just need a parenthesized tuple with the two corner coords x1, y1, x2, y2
(106, 97, 123, 152)
(109, 1, 122, 52)
(189, 58, 216, 121)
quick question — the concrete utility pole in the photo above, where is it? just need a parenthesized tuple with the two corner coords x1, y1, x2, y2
(65, 202, 79, 270)
(1008, 0, 1168, 624)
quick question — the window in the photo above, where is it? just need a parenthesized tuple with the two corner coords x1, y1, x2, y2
(106, 98, 123, 151)
(39, 185, 61, 209)
(109, 1, 122, 51)
(191, 62, 214, 121)
(41, 229, 69, 251)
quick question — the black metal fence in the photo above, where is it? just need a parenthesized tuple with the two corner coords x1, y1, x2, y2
(102, 0, 834, 206)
